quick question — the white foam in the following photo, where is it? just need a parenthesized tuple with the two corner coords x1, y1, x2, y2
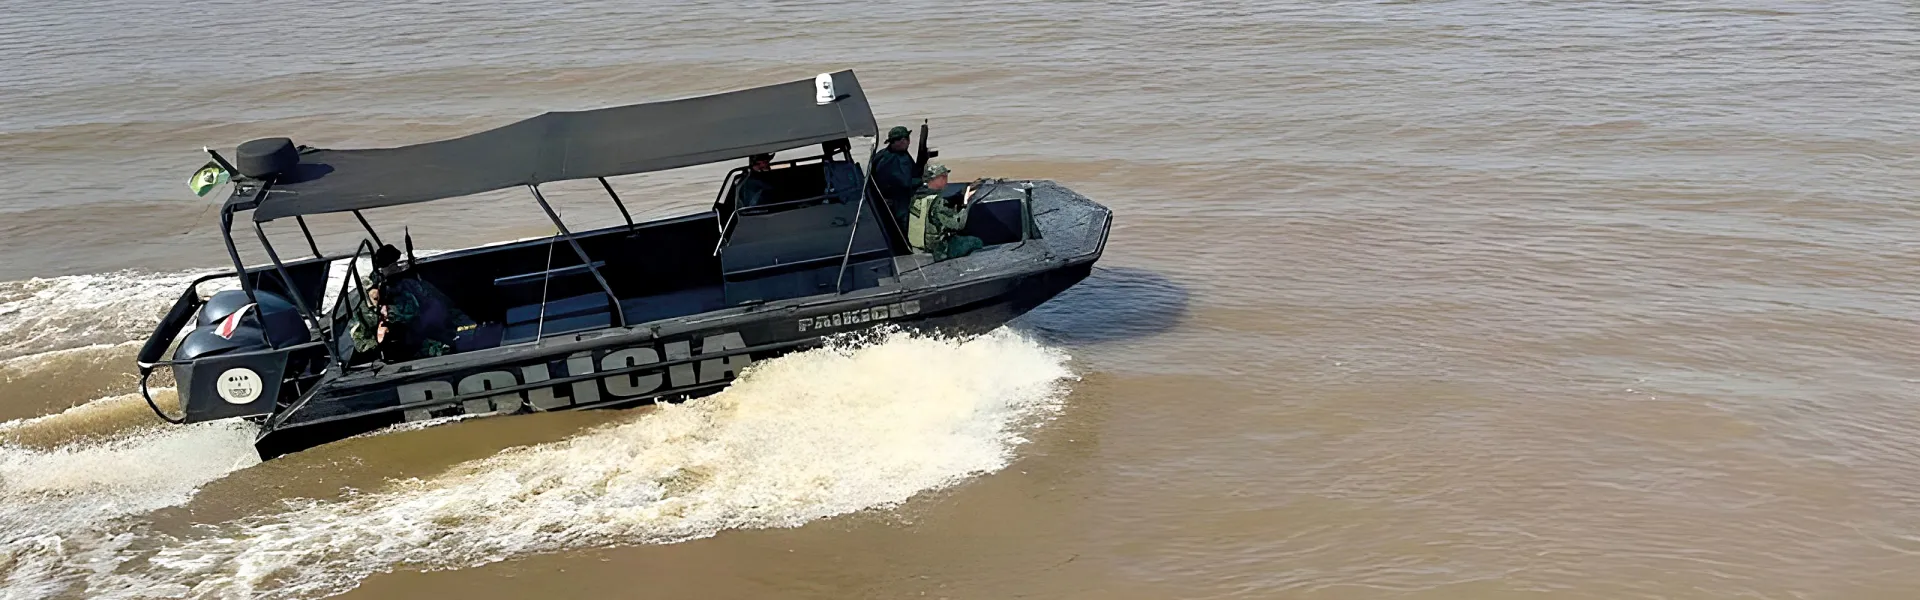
(0, 419, 261, 599)
(0, 420, 260, 535)
(0, 270, 221, 361)
(59, 328, 1072, 599)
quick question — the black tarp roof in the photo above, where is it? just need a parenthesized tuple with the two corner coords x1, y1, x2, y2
(248, 70, 876, 222)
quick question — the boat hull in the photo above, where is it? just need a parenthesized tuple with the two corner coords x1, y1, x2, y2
(253, 258, 1095, 459)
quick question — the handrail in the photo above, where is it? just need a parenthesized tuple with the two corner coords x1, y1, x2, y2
(326, 239, 379, 348)
(139, 370, 186, 424)
(737, 193, 833, 215)
(726, 249, 889, 281)
(712, 207, 743, 257)
(713, 191, 843, 258)
(493, 261, 607, 287)
(252, 221, 344, 367)
(710, 151, 844, 255)
(710, 166, 743, 233)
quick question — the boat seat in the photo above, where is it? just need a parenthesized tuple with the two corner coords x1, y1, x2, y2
(502, 293, 611, 344)
(505, 293, 608, 325)
(619, 285, 726, 325)
(453, 322, 505, 352)
(960, 198, 1031, 246)
(502, 313, 610, 344)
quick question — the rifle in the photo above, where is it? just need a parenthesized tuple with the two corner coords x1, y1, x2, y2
(914, 119, 937, 179)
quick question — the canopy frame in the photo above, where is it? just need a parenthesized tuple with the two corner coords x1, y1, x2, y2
(204, 69, 886, 370)
(240, 70, 876, 222)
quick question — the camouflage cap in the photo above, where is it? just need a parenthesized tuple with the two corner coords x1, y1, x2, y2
(887, 126, 911, 141)
(923, 163, 950, 178)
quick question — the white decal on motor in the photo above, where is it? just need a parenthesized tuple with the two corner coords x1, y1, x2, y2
(216, 368, 263, 405)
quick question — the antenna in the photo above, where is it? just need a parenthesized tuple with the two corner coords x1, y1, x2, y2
(403, 227, 416, 270)
(202, 146, 240, 174)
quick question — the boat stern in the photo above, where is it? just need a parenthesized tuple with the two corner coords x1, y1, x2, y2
(138, 284, 318, 424)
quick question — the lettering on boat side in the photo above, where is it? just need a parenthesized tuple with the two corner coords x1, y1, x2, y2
(796, 300, 920, 333)
(395, 332, 752, 422)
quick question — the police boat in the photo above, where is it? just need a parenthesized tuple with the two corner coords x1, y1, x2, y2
(136, 70, 1112, 459)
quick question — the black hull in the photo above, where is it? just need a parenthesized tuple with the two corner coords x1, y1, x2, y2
(254, 260, 1094, 460)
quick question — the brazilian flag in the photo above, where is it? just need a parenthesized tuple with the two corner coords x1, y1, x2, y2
(188, 160, 230, 196)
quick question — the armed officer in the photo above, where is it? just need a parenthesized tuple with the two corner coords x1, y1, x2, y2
(870, 125, 919, 226)
(906, 163, 984, 261)
(350, 244, 475, 362)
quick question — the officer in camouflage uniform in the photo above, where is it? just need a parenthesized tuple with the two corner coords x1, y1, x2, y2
(906, 163, 984, 261)
(869, 125, 920, 227)
(348, 245, 474, 362)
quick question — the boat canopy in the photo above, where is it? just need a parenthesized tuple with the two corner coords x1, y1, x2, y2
(247, 70, 876, 222)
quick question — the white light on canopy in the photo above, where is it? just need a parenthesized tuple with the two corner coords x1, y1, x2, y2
(815, 73, 836, 105)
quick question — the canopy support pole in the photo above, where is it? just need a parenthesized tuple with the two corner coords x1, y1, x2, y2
(220, 207, 258, 305)
(294, 216, 323, 258)
(835, 139, 901, 293)
(598, 177, 637, 234)
(352, 210, 382, 246)
(527, 184, 627, 328)
(251, 221, 345, 366)
(833, 162, 872, 294)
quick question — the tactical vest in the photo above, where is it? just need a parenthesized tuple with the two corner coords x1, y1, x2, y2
(391, 277, 457, 346)
(906, 194, 941, 252)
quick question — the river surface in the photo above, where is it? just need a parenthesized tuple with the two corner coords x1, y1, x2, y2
(2, 1, 1918, 598)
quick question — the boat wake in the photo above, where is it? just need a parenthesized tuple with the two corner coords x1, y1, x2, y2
(0, 271, 220, 363)
(0, 325, 1075, 599)
(0, 418, 261, 600)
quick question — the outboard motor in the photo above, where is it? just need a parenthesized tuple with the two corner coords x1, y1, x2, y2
(187, 289, 308, 350)
(168, 289, 312, 423)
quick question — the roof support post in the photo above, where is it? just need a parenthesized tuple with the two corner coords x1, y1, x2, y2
(833, 170, 872, 295)
(252, 221, 345, 366)
(352, 210, 382, 246)
(598, 177, 637, 234)
(527, 184, 627, 328)
(294, 215, 324, 258)
(835, 137, 902, 293)
(220, 206, 258, 305)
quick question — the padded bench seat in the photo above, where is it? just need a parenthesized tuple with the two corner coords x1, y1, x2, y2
(503, 293, 611, 344)
(506, 293, 608, 324)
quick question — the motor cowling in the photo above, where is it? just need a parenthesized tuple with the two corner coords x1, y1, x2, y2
(176, 290, 309, 360)
(171, 289, 307, 423)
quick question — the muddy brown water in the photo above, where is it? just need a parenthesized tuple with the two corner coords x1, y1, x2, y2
(2, 1, 1918, 598)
